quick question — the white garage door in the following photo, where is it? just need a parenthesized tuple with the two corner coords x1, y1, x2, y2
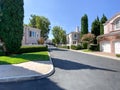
(114, 41, 120, 54)
(101, 41, 111, 53)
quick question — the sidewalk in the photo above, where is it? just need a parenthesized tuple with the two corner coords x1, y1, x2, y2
(71, 49, 120, 60)
(0, 56, 54, 83)
(58, 48, 120, 60)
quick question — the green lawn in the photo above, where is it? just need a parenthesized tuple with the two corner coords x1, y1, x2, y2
(0, 51, 49, 65)
(82, 49, 92, 52)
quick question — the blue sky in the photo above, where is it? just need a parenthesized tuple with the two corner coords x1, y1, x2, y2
(24, 0, 120, 39)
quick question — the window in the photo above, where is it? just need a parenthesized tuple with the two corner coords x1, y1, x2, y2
(29, 31, 36, 37)
(32, 32, 34, 37)
(34, 32, 37, 37)
(74, 34, 77, 40)
(73, 41, 76, 44)
(115, 19, 120, 30)
(74, 34, 76, 38)
(29, 31, 32, 37)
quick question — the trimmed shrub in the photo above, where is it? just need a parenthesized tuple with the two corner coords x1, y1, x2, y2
(71, 45, 77, 50)
(116, 54, 120, 57)
(76, 45, 82, 50)
(16, 46, 48, 54)
(0, 51, 5, 56)
(88, 44, 99, 51)
(71, 45, 82, 50)
(0, 46, 4, 56)
(82, 42, 88, 49)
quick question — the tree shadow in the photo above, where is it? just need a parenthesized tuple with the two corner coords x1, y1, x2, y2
(0, 61, 65, 90)
(0, 61, 12, 65)
(52, 58, 118, 72)
(0, 78, 65, 90)
(9, 53, 49, 61)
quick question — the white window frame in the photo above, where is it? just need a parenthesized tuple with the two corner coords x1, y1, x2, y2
(115, 19, 120, 30)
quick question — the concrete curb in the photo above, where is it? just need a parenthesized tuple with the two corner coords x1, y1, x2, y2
(70, 49, 120, 61)
(0, 52, 55, 83)
(58, 48, 120, 61)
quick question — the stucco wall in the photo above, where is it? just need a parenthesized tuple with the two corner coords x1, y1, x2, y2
(22, 26, 41, 45)
(104, 13, 120, 34)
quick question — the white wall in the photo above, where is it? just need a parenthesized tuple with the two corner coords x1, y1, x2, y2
(22, 26, 41, 45)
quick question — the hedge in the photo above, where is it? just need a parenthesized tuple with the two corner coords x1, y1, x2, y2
(116, 54, 120, 57)
(71, 45, 82, 50)
(16, 46, 48, 54)
(82, 42, 88, 49)
(88, 44, 99, 51)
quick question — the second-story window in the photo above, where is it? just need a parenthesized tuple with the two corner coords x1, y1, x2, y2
(74, 34, 77, 39)
(29, 31, 32, 37)
(74, 34, 76, 38)
(115, 19, 120, 30)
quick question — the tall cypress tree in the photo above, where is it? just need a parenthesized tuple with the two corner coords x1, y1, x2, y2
(91, 16, 100, 44)
(91, 16, 100, 37)
(80, 14, 88, 37)
(100, 14, 107, 35)
(0, 0, 24, 54)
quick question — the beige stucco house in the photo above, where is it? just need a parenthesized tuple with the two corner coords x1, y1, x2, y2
(98, 13, 120, 54)
(22, 26, 41, 45)
(67, 26, 80, 46)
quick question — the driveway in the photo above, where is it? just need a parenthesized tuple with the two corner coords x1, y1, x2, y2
(0, 47, 120, 90)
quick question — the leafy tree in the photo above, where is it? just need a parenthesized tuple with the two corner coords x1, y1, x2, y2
(52, 26, 66, 45)
(29, 15, 36, 28)
(100, 14, 107, 35)
(0, 0, 24, 55)
(52, 39, 56, 44)
(80, 14, 88, 37)
(60, 30, 66, 44)
(81, 33, 95, 43)
(38, 37, 44, 45)
(29, 15, 51, 40)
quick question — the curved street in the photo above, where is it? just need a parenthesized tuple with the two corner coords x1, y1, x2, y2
(0, 47, 120, 90)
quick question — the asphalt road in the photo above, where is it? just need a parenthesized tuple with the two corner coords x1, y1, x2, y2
(0, 47, 120, 90)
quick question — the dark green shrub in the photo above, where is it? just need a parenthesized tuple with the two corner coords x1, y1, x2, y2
(88, 44, 99, 51)
(71, 45, 77, 50)
(116, 54, 120, 57)
(0, 51, 5, 56)
(76, 45, 82, 50)
(71, 45, 82, 50)
(82, 42, 88, 49)
(0, 46, 4, 56)
(16, 46, 48, 54)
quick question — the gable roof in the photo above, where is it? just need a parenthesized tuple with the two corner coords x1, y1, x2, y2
(104, 12, 120, 25)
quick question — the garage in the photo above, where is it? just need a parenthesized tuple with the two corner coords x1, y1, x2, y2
(114, 41, 120, 54)
(100, 41, 111, 53)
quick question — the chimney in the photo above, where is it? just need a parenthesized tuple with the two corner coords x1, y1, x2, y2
(76, 26, 79, 32)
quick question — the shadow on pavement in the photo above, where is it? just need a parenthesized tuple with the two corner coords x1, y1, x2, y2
(0, 61, 64, 90)
(0, 78, 65, 90)
(52, 58, 118, 72)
